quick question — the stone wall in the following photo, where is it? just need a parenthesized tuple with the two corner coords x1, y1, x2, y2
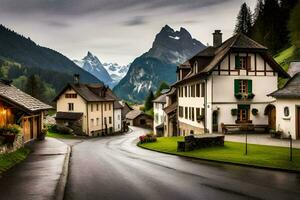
(0, 134, 24, 154)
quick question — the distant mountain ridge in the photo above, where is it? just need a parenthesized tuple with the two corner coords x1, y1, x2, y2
(113, 25, 205, 102)
(0, 25, 99, 84)
(74, 52, 130, 88)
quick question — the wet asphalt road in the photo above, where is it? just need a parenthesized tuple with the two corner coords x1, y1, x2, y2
(64, 126, 300, 200)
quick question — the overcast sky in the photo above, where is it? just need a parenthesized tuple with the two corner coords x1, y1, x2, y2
(0, 0, 256, 65)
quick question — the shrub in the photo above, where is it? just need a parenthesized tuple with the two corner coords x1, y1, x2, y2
(48, 124, 73, 135)
(252, 108, 258, 116)
(139, 133, 157, 144)
(0, 124, 21, 135)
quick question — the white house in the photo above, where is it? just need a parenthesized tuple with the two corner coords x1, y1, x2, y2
(114, 101, 123, 132)
(54, 74, 123, 136)
(269, 72, 300, 139)
(174, 30, 289, 136)
(153, 93, 167, 136)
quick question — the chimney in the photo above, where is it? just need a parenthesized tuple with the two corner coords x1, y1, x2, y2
(74, 74, 80, 85)
(213, 30, 222, 47)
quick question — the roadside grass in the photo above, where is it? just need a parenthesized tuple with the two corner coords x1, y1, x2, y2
(138, 137, 300, 172)
(47, 131, 84, 139)
(0, 148, 30, 174)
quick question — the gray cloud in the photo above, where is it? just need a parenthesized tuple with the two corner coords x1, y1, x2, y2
(0, 0, 233, 16)
(123, 16, 147, 26)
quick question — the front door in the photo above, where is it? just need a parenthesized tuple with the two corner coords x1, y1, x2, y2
(212, 111, 218, 132)
(268, 107, 276, 130)
(297, 107, 300, 139)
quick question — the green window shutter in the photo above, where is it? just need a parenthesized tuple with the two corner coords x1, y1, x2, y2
(248, 80, 252, 94)
(235, 56, 241, 69)
(234, 79, 240, 95)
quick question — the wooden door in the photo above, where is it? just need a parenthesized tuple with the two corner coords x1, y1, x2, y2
(269, 108, 276, 130)
(297, 108, 300, 139)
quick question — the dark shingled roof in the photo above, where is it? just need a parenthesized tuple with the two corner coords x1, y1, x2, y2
(163, 102, 177, 114)
(53, 83, 118, 102)
(126, 110, 143, 120)
(175, 33, 289, 86)
(0, 80, 52, 113)
(55, 112, 83, 120)
(269, 72, 300, 98)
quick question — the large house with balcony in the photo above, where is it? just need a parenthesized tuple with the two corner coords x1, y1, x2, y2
(174, 30, 289, 136)
(54, 75, 123, 136)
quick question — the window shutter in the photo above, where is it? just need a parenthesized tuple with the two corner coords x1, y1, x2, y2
(248, 80, 252, 94)
(235, 56, 241, 69)
(234, 80, 240, 95)
(247, 56, 251, 70)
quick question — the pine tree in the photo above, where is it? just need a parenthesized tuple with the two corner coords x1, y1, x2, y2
(144, 90, 154, 111)
(289, 1, 300, 58)
(234, 3, 253, 36)
(155, 82, 170, 97)
(25, 74, 46, 101)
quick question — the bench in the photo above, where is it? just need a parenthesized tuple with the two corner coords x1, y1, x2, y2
(221, 123, 269, 134)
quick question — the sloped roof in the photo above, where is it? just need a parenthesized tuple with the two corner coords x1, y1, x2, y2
(114, 101, 123, 109)
(153, 93, 167, 103)
(54, 83, 117, 102)
(269, 72, 300, 98)
(125, 110, 144, 120)
(175, 33, 289, 86)
(55, 112, 83, 120)
(163, 102, 177, 114)
(0, 80, 52, 113)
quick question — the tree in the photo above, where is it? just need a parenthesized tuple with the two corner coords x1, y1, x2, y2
(25, 74, 47, 102)
(144, 90, 154, 111)
(234, 3, 253, 36)
(155, 82, 170, 97)
(289, 1, 300, 58)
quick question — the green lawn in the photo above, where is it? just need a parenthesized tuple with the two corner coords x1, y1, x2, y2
(47, 131, 84, 139)
(0, 148, 30, 174)
(138, 137, 300, 172)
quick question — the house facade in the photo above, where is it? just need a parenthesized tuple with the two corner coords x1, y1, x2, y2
(153, 93, 167, 136)
(125, 110, 153, 128)
(54, 75, 123, 136)
(0, 80, 51, 143)
(163, 87, 177, 137)
(269, 72, 300, 139)
(175, 31, 289, 136)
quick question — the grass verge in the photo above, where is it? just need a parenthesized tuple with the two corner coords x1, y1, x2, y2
(0, 148, 30, 174)
(138, 137, 300, 172)
(47, 131, 84, 139)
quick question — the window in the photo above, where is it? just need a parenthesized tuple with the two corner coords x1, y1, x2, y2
(284, 107, 289, 117)
(65, 93, 77, 98)
(68, 103, 74, 111)
(235, 56, 251, 70)
(118, 115, 120, 120)
(201, 83, 205, 97)
(91, 104, 93, 112)
(91, 119, 94, 127)
(96, 104, 99, 111)
(189, 107, 192, 120)
(109, 117, 112, 124)
(234, 80, 252, 96)
(179, 106, 183, 118)
(196, 84, 200, 97)
(104, 117, 107, 125)
(109, 104, 111, 110)
(96, 118, 99, 126)
(185, 86, 187, 97)
(104, 104, 107, 111)
(192, 108, 195, 121)
(185, 107, 188, 119)
(237, 105, 250, 122)
(196, 108, 201, 123)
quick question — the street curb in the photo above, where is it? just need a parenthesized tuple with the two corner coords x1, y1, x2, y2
(55, 145, 71, 200)
(137, 143, 300, 174)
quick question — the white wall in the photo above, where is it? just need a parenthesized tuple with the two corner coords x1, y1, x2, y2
(114, 109, 122, 132)
(276, 99, 300, 139)
(153, 102, 165, 134)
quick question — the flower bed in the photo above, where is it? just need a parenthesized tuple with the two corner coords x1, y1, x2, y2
(139, 133, 157, 144)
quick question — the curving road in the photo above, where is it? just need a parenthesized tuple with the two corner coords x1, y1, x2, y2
(64, 126, 300, 200)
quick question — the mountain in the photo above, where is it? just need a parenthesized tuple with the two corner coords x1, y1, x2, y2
(0, 25, 99, 85)
(74, 52, 113, 87)
(113, 25, 205, 102)
(103, 62, 130, 85)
